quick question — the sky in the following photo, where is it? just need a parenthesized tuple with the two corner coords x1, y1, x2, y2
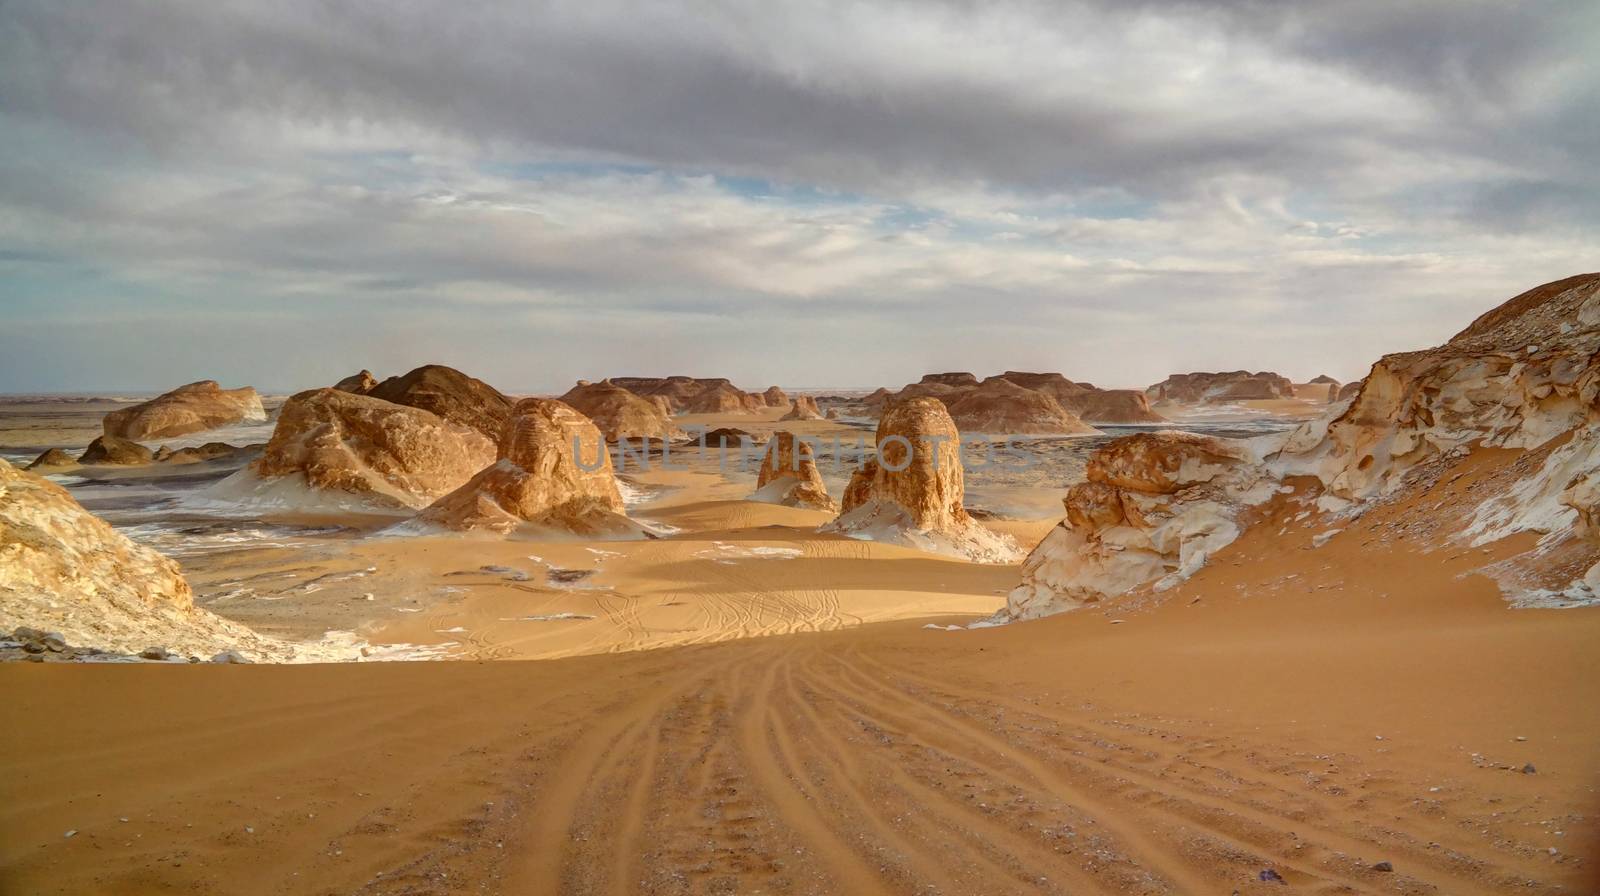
(1, 1, 1596, 394)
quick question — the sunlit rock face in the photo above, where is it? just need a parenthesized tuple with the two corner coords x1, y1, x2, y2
(752, 431, 836, 511)
(0, 459, 300, 660)
(943, 377, 1099, 435)
(1146, 371, 1295, 403)
(559, 380, 677, 442)
(825, 397, 1020, 563)
(333, 370, 378, 394)
(781, 396, 823, 421)
(762, 386, 789, 408)
(103, 380, 266, 440)
(246, 388, 496, 510)
(367, 364, 515, 441)
(681, 382, 765, 414)
(411, 398, 635, 537)
(1006, 431, 1275, 619)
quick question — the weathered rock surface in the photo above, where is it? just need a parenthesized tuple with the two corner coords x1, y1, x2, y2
(943, 377, 1099, 435)
(103, 381, 266, 440)
(1309, 374, 1339, 385)
(919, 372, 980, 388)
(25, 449, 76, 470)
(156, 442, 243, 465)
(0, 459, 301, 661)
(781, 395, 823, 421)
(79, 435, 153, 465)
(333, 370, 378, 394)
(1006, 431, 1275, 618)
(559, 380, 677, 442)
(824, 398, 1019, 562)
(241, 388, 496, 510)
(762, 386, 789, 407)
(367, 365, 514, 440)
(1146, 371, 1295, 403)
(753, 432, 837, 511)
(412, 399, 635, 536)
(1060, 389, 1167, 424)
(682, 382, 765, 414)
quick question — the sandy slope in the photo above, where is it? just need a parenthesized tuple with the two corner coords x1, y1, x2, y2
(5, 453, 1597, 894)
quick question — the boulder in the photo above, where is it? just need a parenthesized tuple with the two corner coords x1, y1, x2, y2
(245, 388, 496, 510)
(25, 449, 76, 470)
(156, 442, 241, 465)
(333, 370, 378, 394)
(411, 399, 635, 536)
(825, 409, 840, 420)
(824, 397, 1020, 562)
(762, 386, 789, 407)
(689, 427, 753, 447)
(752, 432, 837, 511)
(1006, 431, 1274, 618)
(79, 435, 153, 465)
(943, 377, 1099, 435)
(0, 459, 300, 660)
(559, 380, 677, 442)
(367, 364, 514, 440)
(781, 395, 823, 421)
(1146, 371, 1295, 403)
(103, 381, 266, 440)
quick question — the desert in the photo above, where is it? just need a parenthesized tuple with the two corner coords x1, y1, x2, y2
(4, 4, 1599, 894)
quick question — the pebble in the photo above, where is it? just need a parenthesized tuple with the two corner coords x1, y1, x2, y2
(1522, 763, 1537, 775)
(1371, 861, 1393, 872)
(63, 830, 77, 838)
(1259, 868, 1285, 883)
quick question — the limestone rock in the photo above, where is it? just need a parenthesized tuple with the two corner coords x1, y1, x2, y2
(824, 398, 1019, 562)
(25, 449, 76, 471)
(753, 432, 837, 511)
(243, 388, 495, 510)
(825, 409, 840, 420)
(943, 377, 1099, 435)
(1059, 389, 1167, 424)
(0, 459, 301, 660)
(103, 381, 266, 440)
(682, 382, 764, 414)
(156, 442, 242, 465)
(1146, 371, 1295, 403)
(781, 396, 823, 421)
(1007, 431, 1274, 618)
(1309, 374, 1339, 385)
(919, 372, 980, 388)
(412, 398, 635, 536)
(367, 364, 514, 440)
(333, 370, 378, 394)
(79, 435, 153, 466)
(559, 380, 677, 442)
(762, 386, 789, 407)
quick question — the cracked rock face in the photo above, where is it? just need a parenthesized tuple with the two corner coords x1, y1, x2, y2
(825, 397, 1019, 563)
(753, 432, 836, 511)
(102, 380, 266, 440)
(1006, 431, 1275, 618)
(411, 398, 635, 537)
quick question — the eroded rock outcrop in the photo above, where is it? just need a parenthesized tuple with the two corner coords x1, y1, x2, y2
(237, 388, 496, 511)
(1006, 431, 1276, 618)
(1059, 389, 1167, 424)
(781, 395, 823, 421)
(682, 382, 765, 414)
(25, 449, 76, 470)
(0, 459, 302, 660)
(103, 381, 266, 440)
(559, 380, 677, 442)
(762, 386, 789, 407)
(79, 435, 153, 465)
(333, 370, 378, 394)
(943, 377, 1099, 435)
(1147, 371, 1295, 403)
(752, 432, 837, 511)
(367, 365, 514, 440)
(824, 398, 1019, 562)
(411, 399, 635, 536)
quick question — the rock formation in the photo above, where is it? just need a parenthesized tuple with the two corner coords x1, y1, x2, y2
(762, 386, 789, 407)
(103, 381, 267, 440)
(367, 364, 514, 440)
(333, 370, 378, 394)
(559, 380, 677, 442)
(1337, 380, 1362, 402)
(1309, 374, 1339, 385)
(411, 399, 635, 536)
(608, 376, 764, 413)
(155, 442, 242, 465)
(689, 427, 753, 447)
(1006, 431, 1277, 618)
(79, 435, 153, 465)
(1146, 371, 1295, 403)
(1059, 389, 1167, 424)
(825, 409, 840, 420)
(682, 382, 764, 414)
(781, 395, 823, 421)
(824, 397, 1020, 562)
(25, 449, 75, 470)
(0, 459, 302, 660)
(752, 432, 837, 511)
(919, 372, 981, 388)
(943, 377, 1099, 435)
(241, 388, 496, 510)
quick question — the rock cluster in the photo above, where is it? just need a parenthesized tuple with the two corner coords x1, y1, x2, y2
(1146, 371, 1295, 403)
(412, 398, 635, 536)
(865, 371, 1165, 425)
(102, 380, 266, 440)
(824, 398, 1019, 562)
(244, 388, 496, 510)
(0, 459, 297, 660)
(609, 376, 765, 414)
(1006, 431, 1276, 618)
(560, 380, 677, 442)
(752, 432, 837, 511)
